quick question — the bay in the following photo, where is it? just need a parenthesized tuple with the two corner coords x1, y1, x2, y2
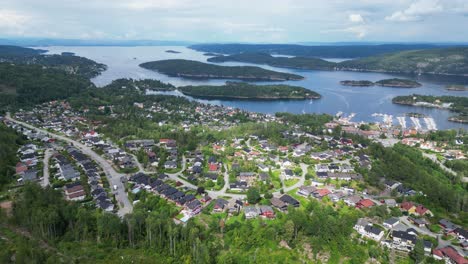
(38, 46, 468, 130)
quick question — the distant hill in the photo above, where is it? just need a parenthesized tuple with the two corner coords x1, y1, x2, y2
(0, 45, 107, 78)
(338, 47, 468, 76)
(139, 59, 304, 81)
(189, 43, 458, 58)
(178, 82, 320, 100)
(205, 47, 468, 76)
(0, 63, 94, 111)
(208, 52, 335, 70)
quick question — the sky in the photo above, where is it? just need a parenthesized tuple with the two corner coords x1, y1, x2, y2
(1, 0, 468, 43)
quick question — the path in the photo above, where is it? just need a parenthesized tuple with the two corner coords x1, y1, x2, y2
(422, 152, 456, 176)
(6, 114, 133, 217)
(41, 148, 53, 187)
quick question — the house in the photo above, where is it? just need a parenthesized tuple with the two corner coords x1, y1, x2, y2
(356, 199, 375, 209)
(282, 169, 294, 180)
(392, 230, 417, 250)
(209, 163, 218, 172)
(409, 217, 428, 227)
(270, 197, 288, 211)
(65, 182, 86, 201)
(383, 199, 397, 207)
(213, 198, 229, 212)
(354, 218, 384, 241)
(344, 195, 362, 207)
(439, 219, 457, 232)
(244, 206, 259, 219)
(15, 162, 28, 175)
(383, 217, 400, 229)
(297, 185, 317, 197)
(164, 161, 177, 169)
(279, 195, 299, 207)
(259, 172, 270, 183)
(432, 246, 468, 264)
(415, 205, 433, 217)
(313, 188, 331, 199)
(22, 170, 38, 182)
(453, 228, 468, 241)
(400, 201, 416, 213)
(259, 205, 275, 218)
(257, 164, 269, 172)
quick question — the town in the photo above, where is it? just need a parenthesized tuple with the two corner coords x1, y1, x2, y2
(1, 93, 466, 263)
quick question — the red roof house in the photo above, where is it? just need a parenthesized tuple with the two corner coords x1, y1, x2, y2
(433, 246, 467, 264)
(356, 199, 375, 209)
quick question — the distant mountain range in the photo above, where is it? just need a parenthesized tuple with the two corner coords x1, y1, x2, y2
(0, 38, 194, 47)
(191, 43, 468, 58)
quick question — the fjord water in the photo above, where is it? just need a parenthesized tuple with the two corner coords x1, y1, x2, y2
(40, 46, 468, 130)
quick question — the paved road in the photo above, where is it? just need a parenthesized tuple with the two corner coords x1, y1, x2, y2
(400, 216, 436, 238)
(422, 152, 456, 176)
(41, 149, 53, 187)
(283, 163, 309, 193)
(6, 114, 133, 217)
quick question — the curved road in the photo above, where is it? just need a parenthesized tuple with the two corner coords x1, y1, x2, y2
(6, 114, 133, 217)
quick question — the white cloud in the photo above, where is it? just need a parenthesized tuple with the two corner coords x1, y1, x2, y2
(349, 14, 364, 23)
(0, 9, 30, 34)
(386, 0, 443, 21)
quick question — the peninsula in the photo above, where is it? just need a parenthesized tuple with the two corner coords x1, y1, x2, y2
(178, 82, 320, 100)
(139, 59, 304, 81)
(392, 94, 468, 123)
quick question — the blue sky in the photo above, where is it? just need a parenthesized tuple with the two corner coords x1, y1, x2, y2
(1, 0, 467, 43)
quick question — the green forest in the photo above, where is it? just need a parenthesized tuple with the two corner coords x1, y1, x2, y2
(200, 46, 468, 76)
(0, 45, 107, 79)
(178, 82, 321, 100)
(208, 52, 335, 70)
(0, 63, 94, 111)
(139, 59, 304, 81)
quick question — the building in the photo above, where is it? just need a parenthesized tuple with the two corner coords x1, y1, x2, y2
(383, 217, 400, 229)
(432, 246, 468, 264)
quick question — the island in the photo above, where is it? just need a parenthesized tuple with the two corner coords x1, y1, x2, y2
(194, 44, 468, 76)
(392, 94, 468, 123)
(445, 85, 468, 91)
(375, 78, 422, 88)
(177, 82, 320, 100)
(208, 52, 335, 70)
(340, 80, 374, 87)
(139, 59, 304, 81)
(104, 78, 175, 91)
(340, 78, 421, 88)
(165, 50, 181, 54)
(203, 52, 222, 56)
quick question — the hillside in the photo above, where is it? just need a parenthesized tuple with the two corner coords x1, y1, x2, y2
(338, 47, 468, 76)
(205, 47, 468, 76)
(208, 52, 335, 70)
(0, 45, 107, 78)
(178, 82, 320, 100)
(190, 43, 450, 58)
(139, 59, 304, 81)
(0, 63, 94, 111)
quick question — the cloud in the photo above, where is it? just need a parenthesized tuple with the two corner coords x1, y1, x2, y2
(0, 9, 30, 34)
(349, 14, 364, 23)
(386, 0, 443, 21)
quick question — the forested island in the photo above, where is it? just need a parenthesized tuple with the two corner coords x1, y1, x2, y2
(139, 59, 304, 81)
(165, 50, 181, 54)
(0, 45, 107, 79)
(340, 78, 421, 88)
(392, 94, 468, 123)
(208, 52, 335, 70)
(103, 78, 175, 91)
(178, 82, 320, 100)
(446, 85, 468, 91)
(339, 80, 375, 87)
(202, 47, 468, 76)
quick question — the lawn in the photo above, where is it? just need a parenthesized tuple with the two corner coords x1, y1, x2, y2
(284, 178, 299, 188)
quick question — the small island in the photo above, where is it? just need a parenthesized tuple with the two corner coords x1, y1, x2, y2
(340, 78, 421, 88)
(392, 94, 468, 123)
(340, 80, 374, 87)
(139, 59, 304, 81)
(178, 82, 320, 100)
(445, 85, 468, 91)
(165, 50, 181, 54)
(104, 78, 175, 91)
(203, 52, 222, 56)
(375, 78, 422, 88)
